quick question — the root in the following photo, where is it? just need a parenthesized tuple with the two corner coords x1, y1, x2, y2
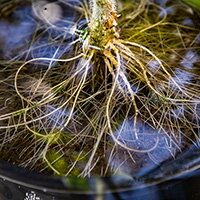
(0, 0, 199, 177)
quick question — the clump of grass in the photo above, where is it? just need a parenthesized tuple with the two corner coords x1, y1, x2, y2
(0, 0, 199, 178)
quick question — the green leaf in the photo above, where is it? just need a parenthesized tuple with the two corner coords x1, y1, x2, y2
(181, 0, 200, 10)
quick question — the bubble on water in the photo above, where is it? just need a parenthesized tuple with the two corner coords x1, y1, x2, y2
(32, 1, 63, 24)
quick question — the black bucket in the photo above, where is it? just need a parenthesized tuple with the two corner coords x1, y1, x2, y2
(1, 143, 200, 200)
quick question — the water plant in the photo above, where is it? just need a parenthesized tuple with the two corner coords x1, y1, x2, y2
(0, 0, 199, 178)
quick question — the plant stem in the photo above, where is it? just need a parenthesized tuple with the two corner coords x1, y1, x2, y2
(89, 0, 118, 48)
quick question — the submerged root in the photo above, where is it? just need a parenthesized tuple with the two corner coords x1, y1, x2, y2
(0, 0, 199, 177)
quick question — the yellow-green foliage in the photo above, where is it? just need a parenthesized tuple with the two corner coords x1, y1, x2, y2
(182, 0, 200, 10)
(46, 149, 68, 175)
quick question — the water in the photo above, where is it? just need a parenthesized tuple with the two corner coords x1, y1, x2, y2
(0, 0, 199, 186)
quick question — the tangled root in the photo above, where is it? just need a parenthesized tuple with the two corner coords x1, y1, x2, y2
(0, 0, 199, 177)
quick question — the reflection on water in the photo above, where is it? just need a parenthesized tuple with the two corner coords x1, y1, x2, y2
(173, 69, 192, 85)
(0, 0, 79, 63)
(182, 17, 194, 27)
(181, 50, 199, 69)
(107, 118, 181, 175)
(44, 105, 72, 130)
(0, 6, 35, 58)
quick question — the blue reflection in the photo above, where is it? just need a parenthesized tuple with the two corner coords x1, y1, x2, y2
(180, 50, 199, 69)
(147, 60, 160, 75)
(150, 0, 169, 6)
(159, 6, 175, 18)
(44, 104, 71, 130)
(108, 118, 180, 176)
(172, 104, 185, 117)
(182, 18, 194, 27)
(0, 1, 80, 62)
(196, 34, 200, 43)
(0, 6, 36, 58)
(173, 69, 192, 85)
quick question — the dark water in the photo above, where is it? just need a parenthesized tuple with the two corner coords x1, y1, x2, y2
(0, 0, 199, 192)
